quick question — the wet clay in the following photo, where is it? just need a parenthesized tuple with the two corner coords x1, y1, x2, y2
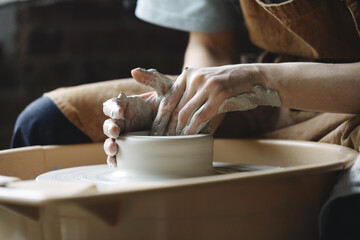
(115, 132, 215, 177)
(182, 85, 282, 134)
(103, 69, 174, 134)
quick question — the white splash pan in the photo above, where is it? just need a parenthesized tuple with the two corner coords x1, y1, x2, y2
(0, 139, 357, 240)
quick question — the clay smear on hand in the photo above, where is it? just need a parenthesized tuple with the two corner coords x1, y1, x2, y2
(131, 68, 174, 96)
(182, 85, 282, 135)
(103, 68, 176, 136)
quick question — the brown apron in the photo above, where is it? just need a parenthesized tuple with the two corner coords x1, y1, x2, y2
(240, 0, 360, 60)
(45, 0, 360, 150)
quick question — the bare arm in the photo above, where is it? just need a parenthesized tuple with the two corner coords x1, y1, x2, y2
(183, 30, 239, 68)
(260, 62, 360, 113)
(184, 31, 360, 114)
(151, 60, 360, 135)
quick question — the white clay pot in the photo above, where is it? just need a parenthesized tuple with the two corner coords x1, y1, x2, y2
(115, 131, 215, 178)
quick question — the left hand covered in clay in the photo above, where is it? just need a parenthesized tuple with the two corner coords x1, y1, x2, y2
(102, 68, 174, 167)
(151, 65, 281, 136)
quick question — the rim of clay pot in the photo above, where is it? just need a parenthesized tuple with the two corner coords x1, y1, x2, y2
(118, 131, 211, 139)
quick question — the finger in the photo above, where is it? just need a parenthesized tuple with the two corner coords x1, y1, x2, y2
(138, 91, 161, 116)
(103, 92, 128, 119)
(164, 107, 180, 135)
(104, 138, 117, 156)
(151, 77, 186, 135)
(131, 68, 174, 96)
(138, 91, 156, 99)
(172, 92, 207, 135)
(182, 90, 258, 135)
(103, 119, 125, 138)
(164, 93, 194, 136)
(181, 88, 259, 135)
(107, 156, 117, 168)
(181, 102, 218, 135)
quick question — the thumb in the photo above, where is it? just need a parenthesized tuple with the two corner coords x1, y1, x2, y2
(131, 68, 174, 96)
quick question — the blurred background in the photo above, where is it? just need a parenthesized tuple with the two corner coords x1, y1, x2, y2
(0, 0, 188, 150)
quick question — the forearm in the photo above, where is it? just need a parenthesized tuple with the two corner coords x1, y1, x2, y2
(259, 62, 360, 113)
(183, 30, 239, 68)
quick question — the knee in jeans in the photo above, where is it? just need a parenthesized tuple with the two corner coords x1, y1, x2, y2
(11, 97, 53, 147)
(11, 96, 91, 148)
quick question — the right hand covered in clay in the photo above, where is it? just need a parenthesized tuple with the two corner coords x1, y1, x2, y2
(152, 65, 282, 136)
(103, 68, 174, 167)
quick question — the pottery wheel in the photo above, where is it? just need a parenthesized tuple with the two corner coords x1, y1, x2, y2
(36, 163, 276, 191)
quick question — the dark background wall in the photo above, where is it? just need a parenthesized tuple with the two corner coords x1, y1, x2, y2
(0, 0, 188, 150)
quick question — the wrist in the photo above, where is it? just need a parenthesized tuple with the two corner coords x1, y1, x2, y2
(254, 63, 273, 89)
(231, 64, 267, 91)
(244, 64, 282, 107)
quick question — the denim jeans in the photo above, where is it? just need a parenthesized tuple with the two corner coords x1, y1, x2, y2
(11, 96, 91, 148)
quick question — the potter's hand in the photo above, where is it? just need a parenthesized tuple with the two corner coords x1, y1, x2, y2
(103, 68, 174, 167)
(152, 65, 281, 136)
(181, 85, 281, 134)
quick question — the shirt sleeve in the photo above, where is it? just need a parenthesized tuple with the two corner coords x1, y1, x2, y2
(135, 0, 242, 33)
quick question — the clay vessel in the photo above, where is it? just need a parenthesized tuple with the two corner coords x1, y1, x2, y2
(115, 131, 215, 178)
